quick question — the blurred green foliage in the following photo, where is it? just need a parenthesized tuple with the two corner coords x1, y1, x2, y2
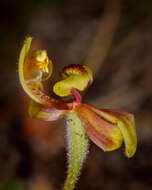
(0, 178, 25, 190)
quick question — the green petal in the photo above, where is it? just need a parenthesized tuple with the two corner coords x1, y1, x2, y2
(18, 37, 44, 103)
(18, 37, 68, 110)
(29, 100, 67, 121)
(18, 37, 37, 102)
(103, 109, 137, 158)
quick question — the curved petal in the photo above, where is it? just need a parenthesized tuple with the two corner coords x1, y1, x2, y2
(18, 37, 36, 101)
(18, 37, 68, 110)
(29, 100, 68, 121)
(93, 107, 137, 158)
(74, 104, 123, 152)
(75, 104, 137, 158)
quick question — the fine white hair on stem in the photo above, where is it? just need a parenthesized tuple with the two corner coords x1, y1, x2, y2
(63, 111, 89, 190)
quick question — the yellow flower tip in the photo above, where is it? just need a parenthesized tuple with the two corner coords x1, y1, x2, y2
(125, 144, 137, 158)
(53, 64, 93, 97)
(35, 50, 47, 62)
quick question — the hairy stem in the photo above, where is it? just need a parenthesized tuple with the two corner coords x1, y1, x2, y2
(64, 111, 88, 190)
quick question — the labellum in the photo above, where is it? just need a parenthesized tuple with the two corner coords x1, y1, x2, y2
(18, 37, 137, 190)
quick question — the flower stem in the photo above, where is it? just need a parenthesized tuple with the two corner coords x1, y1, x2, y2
(64, 111, 88, 190)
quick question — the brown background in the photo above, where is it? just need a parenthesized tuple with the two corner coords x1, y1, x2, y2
(0, 0, 152, 189)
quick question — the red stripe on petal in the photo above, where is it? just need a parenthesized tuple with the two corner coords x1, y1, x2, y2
(74, 104, 122, 151)
(29, 86, 68, 110)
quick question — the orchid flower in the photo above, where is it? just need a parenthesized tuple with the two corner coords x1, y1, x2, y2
(18, 37, 137, 190)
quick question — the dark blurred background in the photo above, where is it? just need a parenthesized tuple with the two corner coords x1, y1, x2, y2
(0, 0, 152, 189)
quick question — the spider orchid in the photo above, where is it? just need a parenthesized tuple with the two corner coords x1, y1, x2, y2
(18, 37, 137, 190)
